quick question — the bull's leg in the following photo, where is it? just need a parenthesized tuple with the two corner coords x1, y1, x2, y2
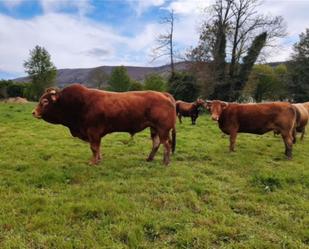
(281, 132, 293, 159)
(162, 140, 171, 165)
(191, 115, 196, 125)
(178, 114, 182, 124)
(229, 132, 237, 152)
(158, 130, 171, 165)
(147, 128, 160, 162)
(293, 128, 297, 144)
(89, 139, 101, 165)
(300, 127, 305, 141)
(88, 129, 103, 165)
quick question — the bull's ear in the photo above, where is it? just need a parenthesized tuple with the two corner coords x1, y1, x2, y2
(45, 87, 59, 94)
(221, 102, 228, 110)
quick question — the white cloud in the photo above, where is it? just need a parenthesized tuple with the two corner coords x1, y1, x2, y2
(166, 0, 213, 15)
(127, 0, 165, 15)
(38, 0, 93, 16)
(0, 13, 165, 75)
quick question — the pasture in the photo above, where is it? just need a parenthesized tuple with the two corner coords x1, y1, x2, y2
(0, 103, 308, 249)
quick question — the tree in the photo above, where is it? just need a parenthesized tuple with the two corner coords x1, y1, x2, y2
(233, 31, 267, 99)
(151, 9, 176, 76)
(243, 64, 288, 102)
(129, 81, 143, 91)
(107, 66, 131, 92)
(288, 29, 309, 102)
(88, 67, 109, 89)
(190, 0, 286, 100)
(168, 72, 200, 102)
(144, 74, 167, 92)
(24, 45, 57, 100)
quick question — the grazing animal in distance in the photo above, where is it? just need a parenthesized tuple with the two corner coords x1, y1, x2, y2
(32, 84, 177, 165)
(176, 98, 205, 125)
(205, 100, 298, 159)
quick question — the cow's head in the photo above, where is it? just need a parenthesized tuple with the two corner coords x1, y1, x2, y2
(195, 98, 205, 107)
(32, 88, 60, 119)
(204, 100, 228, 121)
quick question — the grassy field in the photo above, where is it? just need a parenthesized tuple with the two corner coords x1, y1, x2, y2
(0, 103, 308, 249)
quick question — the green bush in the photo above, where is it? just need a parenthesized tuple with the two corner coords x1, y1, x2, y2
(144, 74, 167, 92)
(0, 80, 34, 100)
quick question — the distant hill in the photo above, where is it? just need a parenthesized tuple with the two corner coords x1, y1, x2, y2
(13, 60, 287, 88)
(13, 62, 190, 88)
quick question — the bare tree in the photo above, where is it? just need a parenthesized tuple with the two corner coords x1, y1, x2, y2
(189, 0, 286, 100)
(228, 0, 286, 77)
(88, 67, 109, 89)
(151, 9, 176, 76)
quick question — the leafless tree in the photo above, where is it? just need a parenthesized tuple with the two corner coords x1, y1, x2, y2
(151, 9, 176, 76)
(189, 0, 286, 100)
(88, 67, 109, 89)
(228, 0, 286, 77)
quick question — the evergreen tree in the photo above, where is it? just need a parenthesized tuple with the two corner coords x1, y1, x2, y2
(288, 29, 309, 102)
(144, 74, 167, 92)
(168, 72, 200, 102)
(108, 66, 131, 92)
(233, 32, 268, 100)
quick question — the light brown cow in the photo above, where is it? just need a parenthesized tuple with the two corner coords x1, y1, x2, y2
(176, 99, 205, 125)
(292, 103, 309, 140)
(205, 100, 298, 159)
(32, 84, 177, 165)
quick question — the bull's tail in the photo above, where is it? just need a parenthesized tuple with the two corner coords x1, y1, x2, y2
(171, 127, 176, 154)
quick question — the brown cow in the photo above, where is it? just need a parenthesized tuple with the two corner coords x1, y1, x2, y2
(32, 84, 177, 165)
(302, 102, 309, 113)
(205, 100, 298, 159)
(176, 99, 205, 125)
(292, 103, 309, 140)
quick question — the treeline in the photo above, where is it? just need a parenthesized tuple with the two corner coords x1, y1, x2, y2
(90, 66, 200, 102)
(0, 80, 34, 100)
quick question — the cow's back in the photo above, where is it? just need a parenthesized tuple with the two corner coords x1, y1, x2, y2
(219, 102, 296, 134)
(83, 89, 176, 133)
(176, 100, 196, 116)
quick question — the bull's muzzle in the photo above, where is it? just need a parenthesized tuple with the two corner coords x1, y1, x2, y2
(211, 115, 219, 121)
(32, 109, 41, 119)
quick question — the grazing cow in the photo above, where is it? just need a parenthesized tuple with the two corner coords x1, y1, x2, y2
(292, 103, 309, 140)
(176, 99, 205, 125)
(205, 100, 298, 159)
(32, 84, 177, 165)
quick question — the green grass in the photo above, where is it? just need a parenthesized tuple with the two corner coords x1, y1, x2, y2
(0, 103, 308, 249)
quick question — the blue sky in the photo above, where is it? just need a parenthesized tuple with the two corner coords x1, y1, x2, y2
(0, 0, 308, 79)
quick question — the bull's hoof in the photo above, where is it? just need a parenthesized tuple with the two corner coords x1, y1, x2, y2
(146, 157, 154, 162)
(89, 159, 101, 165)
(163, 160, 170, 166)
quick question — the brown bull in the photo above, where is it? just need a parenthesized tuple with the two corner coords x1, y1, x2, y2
(205, 100, 298, 159)
(32, 84, 177, 165)
(176, 99, 205, 125)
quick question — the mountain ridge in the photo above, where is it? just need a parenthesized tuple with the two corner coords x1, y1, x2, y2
(13, 62, 190, 87)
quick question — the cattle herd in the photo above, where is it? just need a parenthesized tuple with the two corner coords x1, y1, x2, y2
(32, 84, 309, 165)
